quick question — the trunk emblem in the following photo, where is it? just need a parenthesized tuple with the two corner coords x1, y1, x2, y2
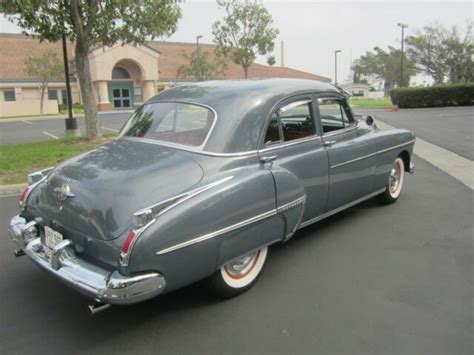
(54, 184, 75, 202)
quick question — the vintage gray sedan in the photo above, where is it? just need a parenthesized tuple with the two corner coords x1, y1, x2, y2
(9, 79, 415, 313)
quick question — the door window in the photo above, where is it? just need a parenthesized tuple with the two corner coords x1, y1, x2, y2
(318, 98, 354, 134)
(264, 100, 315, 145)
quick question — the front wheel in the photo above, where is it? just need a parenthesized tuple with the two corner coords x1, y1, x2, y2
(209, 247, 268, 298)
(377, 157, 405, 204)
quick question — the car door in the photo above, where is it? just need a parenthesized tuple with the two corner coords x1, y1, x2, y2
(316, 95, 376, 211)
(258, 95, 329, 238)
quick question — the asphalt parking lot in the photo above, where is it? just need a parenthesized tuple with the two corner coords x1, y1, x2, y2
(0, 111, 131, 145)
(1, 156, 472, 355)
(354, 106, 473, 160)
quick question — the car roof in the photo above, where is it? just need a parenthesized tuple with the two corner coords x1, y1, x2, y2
(147, 78, 341, 154)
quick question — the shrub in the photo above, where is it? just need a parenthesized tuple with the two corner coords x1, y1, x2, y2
(390, 84, 474, 108)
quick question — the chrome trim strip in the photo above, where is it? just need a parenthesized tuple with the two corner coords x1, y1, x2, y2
(276, 195, 307, 213)
(331, 152, 377, 168)
(298, 188, 386, 229)
(122, 137, 259, 158)
(376, 139, 416, 154)
(330, 139, 416, 169)
(137, 176, 234, 221)
(156, 209, 277, 255)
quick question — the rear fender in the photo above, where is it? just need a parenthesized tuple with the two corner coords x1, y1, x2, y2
(126, 166, 282, 292)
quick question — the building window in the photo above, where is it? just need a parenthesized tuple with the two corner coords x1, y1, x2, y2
(112, 67, 131, 79)
(134, 86, 142, 103)
(61, 89, 68, 105)
(3, 90, 15, 101)
(48, 89, 58, 101)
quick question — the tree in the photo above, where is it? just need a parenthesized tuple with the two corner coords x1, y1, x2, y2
(212, 0, 279, 78)
(406, 22, 473, 84)
(177, 49, 227, 81)
(2, 1, 181, 140)
(25, 52, 63, 114)
(352, 46, 417, 96)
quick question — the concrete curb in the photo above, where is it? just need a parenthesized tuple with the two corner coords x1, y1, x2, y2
(0, 183, 26, 196)
(375, 120, 474, 190)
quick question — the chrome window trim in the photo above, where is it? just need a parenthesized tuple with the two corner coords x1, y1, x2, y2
(259, 135, 322, 153)
(119, 100, 218, 151)
(330, 139, 416, 169)
(322, 124, 357, 138)
(279, 99, 312, 113)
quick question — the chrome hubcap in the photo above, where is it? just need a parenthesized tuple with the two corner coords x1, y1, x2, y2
(389, 163, 401, 193)
(224, 251, 258, 276)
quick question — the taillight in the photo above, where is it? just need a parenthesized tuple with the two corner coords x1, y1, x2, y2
(19, 186, 30, 208)
(119, 230, 138, 266)
(122, 230, 137, 254)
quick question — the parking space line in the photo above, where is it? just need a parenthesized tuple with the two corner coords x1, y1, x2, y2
(42, 131, 59, 139)
(101, 126, 119, 132)
(22, 120, 33, 125)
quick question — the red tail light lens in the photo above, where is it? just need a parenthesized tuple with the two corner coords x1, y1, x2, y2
(19, 186, 30, 207)
(121, 230, 137, 254)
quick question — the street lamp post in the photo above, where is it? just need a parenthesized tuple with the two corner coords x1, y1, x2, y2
(397, 23, 408, 87)
(334, 50, 341, 86)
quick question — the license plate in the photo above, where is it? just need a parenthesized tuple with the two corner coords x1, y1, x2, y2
(44, 225, 63, 249)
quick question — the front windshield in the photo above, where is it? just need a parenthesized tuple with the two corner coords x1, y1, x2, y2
(119, 102, 215, 148)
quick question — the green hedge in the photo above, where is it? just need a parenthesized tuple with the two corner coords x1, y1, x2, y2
(390, 84, 474, 108)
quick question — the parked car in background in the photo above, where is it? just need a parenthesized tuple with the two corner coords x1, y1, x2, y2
(9, 79, 415, 314)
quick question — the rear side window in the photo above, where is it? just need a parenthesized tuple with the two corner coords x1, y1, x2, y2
(318, 98, 354, 134)
(264, 100, 315, 145)
(119, 102, 215, 147)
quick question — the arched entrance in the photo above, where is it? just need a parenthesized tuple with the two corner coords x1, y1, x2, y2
(108, 60, 142, 109)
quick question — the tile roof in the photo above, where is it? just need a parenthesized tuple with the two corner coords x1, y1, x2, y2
(0, 33, 331, 82)
(0, 33, 74, 81)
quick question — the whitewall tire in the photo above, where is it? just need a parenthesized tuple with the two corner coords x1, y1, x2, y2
(377, 157, 405, 204)
(210, 246, 268, 298)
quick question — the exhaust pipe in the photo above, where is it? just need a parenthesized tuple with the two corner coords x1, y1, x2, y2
(87, 302, 111, 315)
(14, 249, 25, 257)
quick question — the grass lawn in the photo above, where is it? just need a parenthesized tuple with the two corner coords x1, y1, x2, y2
(350, 98, 393, 109)
(0, 136, 113, 185)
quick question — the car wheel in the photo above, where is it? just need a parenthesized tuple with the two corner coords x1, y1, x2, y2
(377, 157, 405, 204)
(210, 246, 268, 298)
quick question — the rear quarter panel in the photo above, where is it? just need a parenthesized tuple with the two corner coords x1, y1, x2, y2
(126, 157, 284, 293)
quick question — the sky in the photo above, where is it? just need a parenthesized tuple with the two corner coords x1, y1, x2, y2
(1, 1, 472, 85)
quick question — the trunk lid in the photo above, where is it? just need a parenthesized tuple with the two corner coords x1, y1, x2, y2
(34, 139, 203, 241)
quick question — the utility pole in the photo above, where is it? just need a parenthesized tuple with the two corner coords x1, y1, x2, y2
(196, 35, 203, 81)
(334, 50, 341, 86)
(397, 23, 408, 87)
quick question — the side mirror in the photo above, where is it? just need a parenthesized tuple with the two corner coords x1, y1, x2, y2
(365, 115, 375, 126)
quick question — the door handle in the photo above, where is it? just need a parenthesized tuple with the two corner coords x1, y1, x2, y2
(260, 155, 277, 164)
(323, 140, 336, 147)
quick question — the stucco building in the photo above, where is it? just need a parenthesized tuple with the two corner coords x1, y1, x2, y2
(0, 33, 330, 117)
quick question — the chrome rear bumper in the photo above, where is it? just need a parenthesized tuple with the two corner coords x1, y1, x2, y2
(9, 215, 166, 305)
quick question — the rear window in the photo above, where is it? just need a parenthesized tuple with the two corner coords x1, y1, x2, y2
(119, 102, 215, 147)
